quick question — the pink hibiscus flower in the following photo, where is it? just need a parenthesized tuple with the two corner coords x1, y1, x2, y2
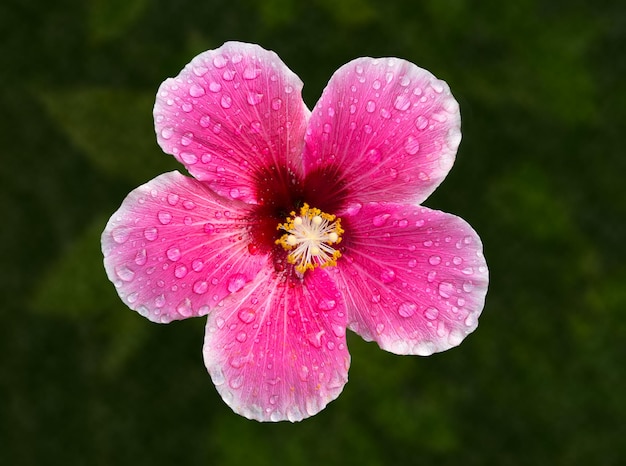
(102, 41, 488, 422)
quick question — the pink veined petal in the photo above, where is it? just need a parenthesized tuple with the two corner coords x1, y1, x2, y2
(101, 171, 267, 323)
(203, 267, 350, 422)
(303, 57, 461, 205)
(331, 202, 488, 355)
(154, 41, 310, 204)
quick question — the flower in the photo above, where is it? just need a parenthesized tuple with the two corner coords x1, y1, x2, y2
(102, 41, 488, 422)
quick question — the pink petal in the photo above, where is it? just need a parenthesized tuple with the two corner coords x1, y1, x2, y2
(332, 203, 488, 355)
(154, 41, 310, 204)
(303, 57, 461, 205)
(203, 267, 350, 422)
(101, 171, 267, 323)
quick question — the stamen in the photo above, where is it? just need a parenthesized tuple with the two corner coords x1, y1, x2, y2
(276, 203, 344, 274)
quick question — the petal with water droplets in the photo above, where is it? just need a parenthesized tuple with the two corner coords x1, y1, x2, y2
(332, 202, 488, 355)
(203, 267, 349, 422)
(154, 41, 310, 204)
(101, 171, 267, 323)
(303, 57, 461, 205)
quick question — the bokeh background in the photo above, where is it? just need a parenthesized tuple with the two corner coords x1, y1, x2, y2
(2, 0, 625, 464)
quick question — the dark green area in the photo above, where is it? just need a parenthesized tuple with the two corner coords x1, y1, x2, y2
(2, 0, 625, 464)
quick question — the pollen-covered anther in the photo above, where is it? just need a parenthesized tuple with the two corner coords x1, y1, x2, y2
(276, 203, 344, 274)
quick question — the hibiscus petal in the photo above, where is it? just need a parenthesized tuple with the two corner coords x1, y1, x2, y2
(154, 41, 310, 204)
(101, 171, 266, 323)
(303, 57, 461, 205)
(203, 267, 350, 422)
(332, 203, 488, 355)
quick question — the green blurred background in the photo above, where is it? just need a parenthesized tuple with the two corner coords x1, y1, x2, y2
(2, 0, 625, 464)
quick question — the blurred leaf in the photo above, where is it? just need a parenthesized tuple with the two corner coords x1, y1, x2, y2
(89, 0, 149, 43)
(316, 0, 376, 25)
(31, 217, 149, 376)
(39, 88, 179, 184)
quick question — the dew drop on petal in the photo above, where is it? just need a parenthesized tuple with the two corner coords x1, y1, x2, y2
(227, 274, 246, 293)
(415, 115, 429, 130)
(318, 298, 336, 311)
(220, 94, 232, 109)
(193, 280, 208, 294)
(404, 135, 420, 155)
(191, 259, 204, 272)
(189, 84, 205, 97)
(238, 307, 256, 324)
(166, 247, 181, 261)
(428, 255, 441, 266)
(372, 213, 391, 227)
(394, 94, 411, 111)
(111, 227, 130, 244)
(177, 298, 193, 317)
(115, 265, 135, 282)
(424, 306, 439, 320)
(160, 127, 174, 139)
(380, 269, 395, 283)
(144, 226, 158, 241)
(181, 151, 198, 165)
(167, 193, 179, 206)
(438, 281, 454, 298)
(174, 264, 188, 278)
(398, 302, 417, 318)
(366, 100, 376, 113)
(158, 211, 172, 225)
(209, 81, 221, 92)
(236, 331, 247, 342)
(271, 98, 282, 110)
(212, 54, 227, 68)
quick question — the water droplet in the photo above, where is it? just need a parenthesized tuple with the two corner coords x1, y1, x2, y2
(236, 331, 247, 342)
(380, 269, 395, 283)
(372, 80, 381, 90)
(229, 375, 244, 389)
(220, 94, 232, 109)
(400, 75, 411, 87)
(183, 200, 195, 210)
(326, 341, 335, 350)
(284, 84, 294, 94)
(174, 264, 187, 278)
(394, 94, 411, 111)
(408, 259, 417, 268)
(227, 274, 246, 293)
(446, 127, 462, 150)
(462, 267, 474, 276)
(404, 135, 420, 155)
(452, 256, 463, 266)
(355, 64, 364, 74)
(462, 281, 474, 293)
(192, 65, 208, 76)
(380, 108, 391, 119)
(174, 298, 192, 317)
(307, 330, 324, 348)
(298, 365, 309, 381)
(247, 92, 263, 105)
(127, 292, 138, 304)
(448, 329, 464, 346)
(208, 81, 221, 92)
(238, 307, 256, 323)
(438, 281, 454, 298)
(427, 270, 437, 283)
(250, 121, 262, 134)
(158, 211, 172, 225)
(167, 193, 179, 206)
(155, 294, 166, 308)
(431, 79, 445, 93)
(376, 323, 385, 335)
(323, 123, 332, 134)
(318, 298, 336, 311)
(144, 226, 158, 241)
(111, 226, 130, 244)
(193, 280, 208, 294)
(166, 247, 181, 261)
(415, 115, 429, 130)
(204, 223, 215, 234)
(424, 306, 439, 320)
(428, 255, 441, 266)
(372, 213, 391, 226)
(270, 98, 282, 111)
(189, 84, 205, 97)
(212, 123, 221, 134)
(160, 127, 174, 139)
(366, 148, 382, 163)
(212, 54, 227, 68)
(366, 100, 376, 113)
(327, 107, 335, 117)
(398, 302, 417, 317)
(180, 151, 198, 165)
(191, 259, 204, 272)
(243, 66, 260, 80)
